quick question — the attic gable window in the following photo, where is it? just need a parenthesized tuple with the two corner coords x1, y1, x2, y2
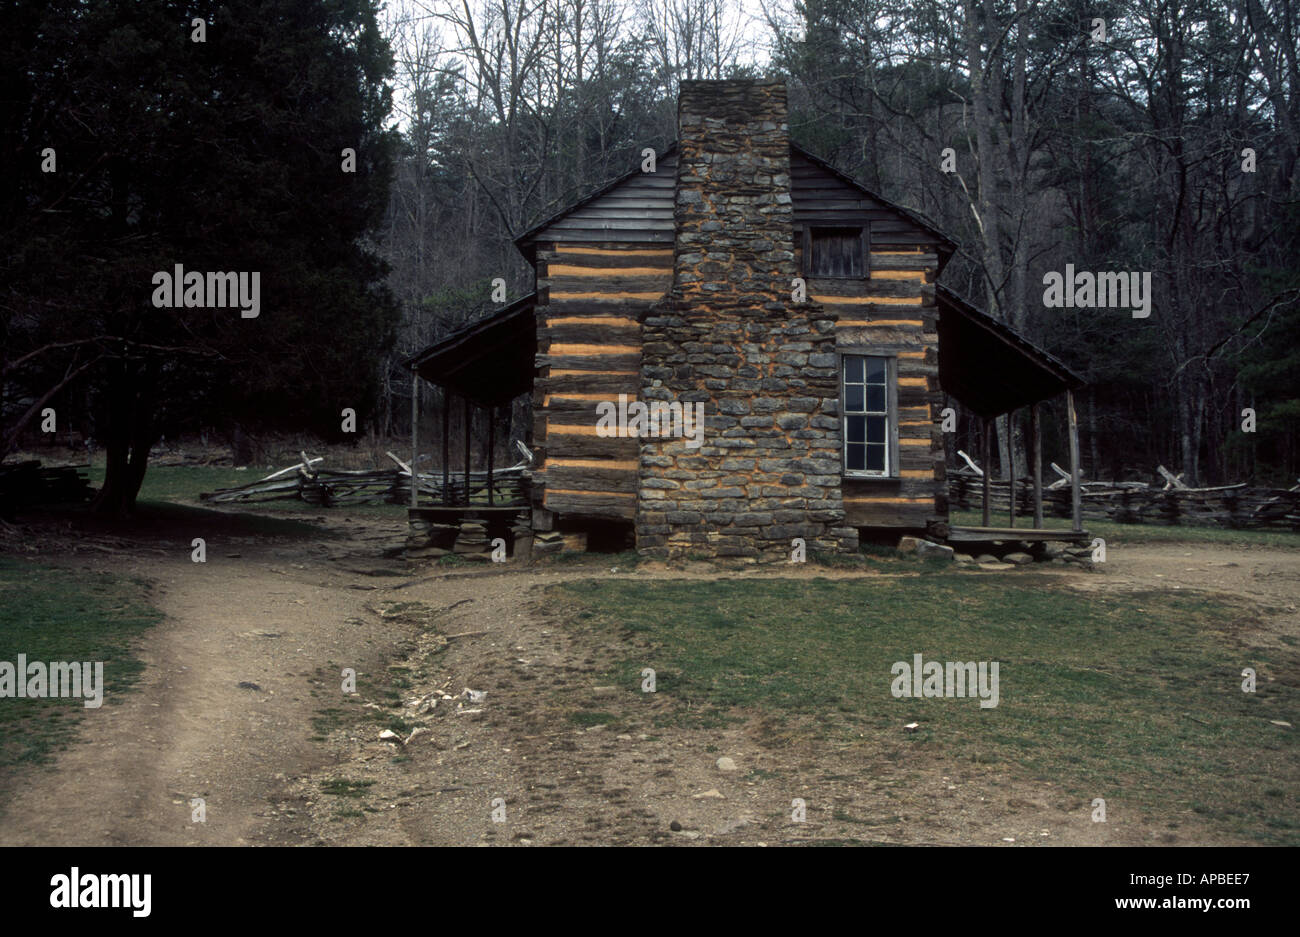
(842, 354, 896, 477)
(805, 226, 868, 278)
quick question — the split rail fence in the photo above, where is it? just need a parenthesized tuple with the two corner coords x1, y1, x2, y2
(949, 465, 1300, 529)
(200, 452, 528, 508)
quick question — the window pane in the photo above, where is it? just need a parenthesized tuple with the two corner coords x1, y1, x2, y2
(866, 415, 886, 444)
(843, 354, 892, 475)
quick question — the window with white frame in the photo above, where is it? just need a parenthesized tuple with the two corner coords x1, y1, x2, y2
(842, 354, 894, 476)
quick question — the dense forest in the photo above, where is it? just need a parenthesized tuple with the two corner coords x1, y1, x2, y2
(4, 0, 1297, 512)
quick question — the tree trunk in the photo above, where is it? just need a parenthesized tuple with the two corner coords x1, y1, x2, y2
(231, 422, 254, 466)
(91, 361, 158, 517)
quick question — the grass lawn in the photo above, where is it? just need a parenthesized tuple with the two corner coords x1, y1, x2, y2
(951, 509, 1300, 550)
(551, 573, 1300, 843)
(0, 557, 163, 795)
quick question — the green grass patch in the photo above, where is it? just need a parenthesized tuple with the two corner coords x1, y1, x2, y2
(550, 575, 1300, 843)
(0, 557, 163, 791)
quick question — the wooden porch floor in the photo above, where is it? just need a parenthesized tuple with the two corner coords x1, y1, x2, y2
(947, 525, 1091, 543)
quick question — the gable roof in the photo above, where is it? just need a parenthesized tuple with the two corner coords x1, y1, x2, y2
(513, 143, 679, 264)
(512, 141, 957, 261)
(790, 144, 956, 254)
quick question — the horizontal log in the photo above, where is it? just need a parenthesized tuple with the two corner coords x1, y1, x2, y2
(897, 384, 940, 406)
(809, 278, 924, 299)
(897, 447, 939, 472)
(544, 323, 641, 344)
(869, 252, 939, 271)
(548, 230, 675, 243)
(538, 354, 642, 371)
(547, 275, 669, 294)
(837, 325, 926, 345)
(546, 397, 622, 414)
(544, 431, 640, 459)
(897, 359, 939, 379)
(544, 298, 656, 317)
(547, 250, 672, 268)
(549, 217, 674, 230)
(542, 371, 641, 393)
(843, 501, 935, 527)
(538, 322, 639, 343)
(544, 488, 636, 519)
(545, 464, 638, 494)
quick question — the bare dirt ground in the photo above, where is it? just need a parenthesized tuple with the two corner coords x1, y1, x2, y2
(1, 516, 1296, 847)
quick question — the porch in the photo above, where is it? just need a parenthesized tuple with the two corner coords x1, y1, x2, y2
(936, 285, 1091, 548)
(403, 295, 537, 558)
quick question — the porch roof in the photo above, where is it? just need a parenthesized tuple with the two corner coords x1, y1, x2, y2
(936, 285, 1085, 417)
(405, 295, 536, 407)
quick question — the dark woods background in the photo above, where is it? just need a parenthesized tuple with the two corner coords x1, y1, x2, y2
(3, 0, 1297, 513)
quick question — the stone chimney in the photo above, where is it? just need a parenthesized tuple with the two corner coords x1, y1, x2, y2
(637, 80, 857, 560)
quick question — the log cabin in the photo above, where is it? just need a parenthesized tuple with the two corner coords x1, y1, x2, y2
(408, 80, 1087, 560)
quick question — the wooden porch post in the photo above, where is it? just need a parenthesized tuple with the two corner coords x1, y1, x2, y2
(487, 407, 496, 507)
(1067, 390, 1082, 532)
(410, 371, 419, 509)
(463, 397, 472, 506)
(441, 391, 450, 507)
(981, 417, 991, 527)
(1031, 402, 1043, 528)
(1007, 412, 1016, 528)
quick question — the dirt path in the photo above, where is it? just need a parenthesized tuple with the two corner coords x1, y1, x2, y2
(0, 529, 416, 845)
(1, 531, 1295, 846)
(1061, 542, 1300, 646)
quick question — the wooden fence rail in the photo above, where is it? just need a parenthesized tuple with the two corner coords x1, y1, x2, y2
(201, 458, 528, 508)
(949, 470, 1300, 529)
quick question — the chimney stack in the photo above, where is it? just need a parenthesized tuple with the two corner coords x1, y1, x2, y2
(637, 80, 855, 560)
(671, 80, 796, 307)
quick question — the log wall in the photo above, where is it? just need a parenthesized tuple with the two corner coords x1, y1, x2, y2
(823, 249, 945, 529)
(533, 241, 670, 519)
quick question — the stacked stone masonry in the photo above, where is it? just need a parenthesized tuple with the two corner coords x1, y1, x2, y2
(636, 81, 859, 559)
